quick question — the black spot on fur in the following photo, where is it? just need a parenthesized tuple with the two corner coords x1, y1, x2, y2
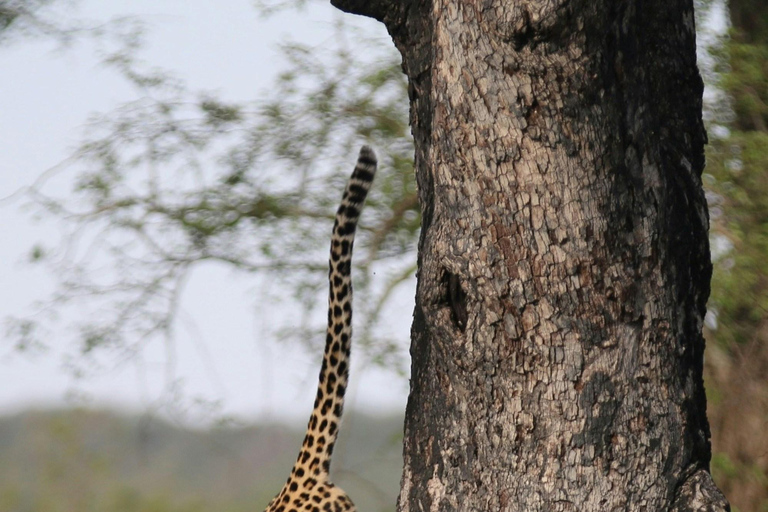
(348, 184, 367, 199)
(354, 168, 374, 182)
(344, 205, 360, 218)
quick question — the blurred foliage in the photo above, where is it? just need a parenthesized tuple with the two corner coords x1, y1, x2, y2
(0, 0, 141, 48)
(0, 0, 58, 41)
(705, 0, 768, 348)
(699, 0, 768, 510)
(2, 6, 410, 508)
(707, 129, 768, 346)
(0, 408, 401, 512)
(5, 11, 417, 388)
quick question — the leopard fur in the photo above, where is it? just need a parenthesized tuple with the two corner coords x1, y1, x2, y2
(264, 146, 377, 512)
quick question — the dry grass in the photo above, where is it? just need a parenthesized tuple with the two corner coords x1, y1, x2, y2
(706, 333, 768, 512)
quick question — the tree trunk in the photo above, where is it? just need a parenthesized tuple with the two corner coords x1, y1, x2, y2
(333, 0, 729, 510)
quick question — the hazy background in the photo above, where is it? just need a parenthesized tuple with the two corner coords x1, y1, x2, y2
(0, 0, 410, 424)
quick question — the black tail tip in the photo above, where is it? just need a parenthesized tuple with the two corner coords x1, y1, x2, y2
(358, 145, 377, 167)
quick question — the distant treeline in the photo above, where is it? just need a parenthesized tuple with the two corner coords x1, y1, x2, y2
(0, 408, 402, 512)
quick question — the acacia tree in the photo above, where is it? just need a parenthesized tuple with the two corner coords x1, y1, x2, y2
(331, 0, 729, 509)
(8, 23, 419, 389)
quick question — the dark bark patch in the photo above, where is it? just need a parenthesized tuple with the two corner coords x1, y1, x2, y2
(443, 271, 468, 331)
(574, 372, 620, 462)
(512, 9, 535, 51)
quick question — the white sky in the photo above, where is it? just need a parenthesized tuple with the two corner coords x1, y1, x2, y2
(0, 0, 411, 425)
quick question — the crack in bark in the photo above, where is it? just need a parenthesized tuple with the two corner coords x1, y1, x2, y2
(445, 271, 467, 331)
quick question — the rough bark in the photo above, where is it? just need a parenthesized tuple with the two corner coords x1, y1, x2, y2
(333, 0, 729, 510)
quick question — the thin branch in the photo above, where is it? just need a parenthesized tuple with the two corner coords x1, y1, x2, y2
(366, 192, 418, 264)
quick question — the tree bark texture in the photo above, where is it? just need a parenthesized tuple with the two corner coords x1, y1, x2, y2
(333, 0, 729, 510)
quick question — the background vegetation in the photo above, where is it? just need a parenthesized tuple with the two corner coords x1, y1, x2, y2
(701, 0, 768, 510)
(0, 409, 402, 512)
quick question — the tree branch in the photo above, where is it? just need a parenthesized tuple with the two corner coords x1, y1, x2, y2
(330, 0, 404, 24)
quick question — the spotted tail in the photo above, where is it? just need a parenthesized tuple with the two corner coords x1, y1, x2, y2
(298, 146, 377, 478)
